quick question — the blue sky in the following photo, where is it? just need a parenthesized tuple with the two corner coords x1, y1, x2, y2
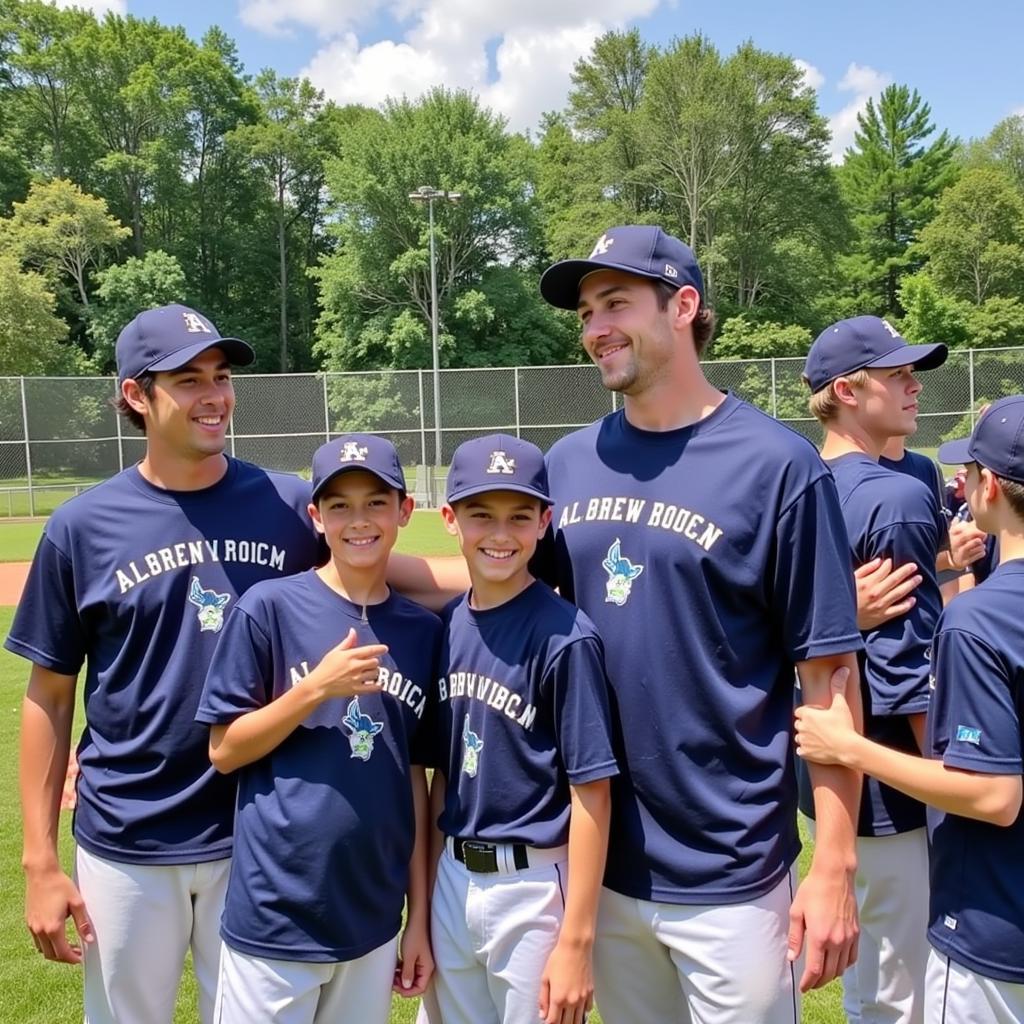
(71, 0, 1023, 158)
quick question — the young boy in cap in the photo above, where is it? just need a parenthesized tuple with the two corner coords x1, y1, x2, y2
(795, 394, 1024, 1023)
(7, 304, 322, 1024)
(801, 316, 949, 1024)
(422, 433, 618, 1024)
(197, 434, 441, 1023)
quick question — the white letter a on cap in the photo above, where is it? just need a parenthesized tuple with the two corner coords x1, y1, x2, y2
(590, 234, 614, 258)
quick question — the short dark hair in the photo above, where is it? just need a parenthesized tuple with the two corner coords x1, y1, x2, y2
(996, 474, 1024, 520)
(653, 280, 717, 357)
(113, 373, 156, 433)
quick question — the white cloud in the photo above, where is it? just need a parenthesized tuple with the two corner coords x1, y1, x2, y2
(54, 0, 126, 15)
(239, 0, 380, 37)
(1012, 105, 1024, 118)
(271, 0, 663, 134)
(794, 58, 824, 93)
(827, 62, 892, 163)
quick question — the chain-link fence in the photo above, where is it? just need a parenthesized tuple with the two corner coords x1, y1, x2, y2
(2, 346, 1022, 517)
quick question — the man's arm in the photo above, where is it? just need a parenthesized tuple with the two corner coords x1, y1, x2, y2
(539, 778, 611, 1024)
(394, 765, 433, 997)
(20, 663, 93, 963)
(790, 655, 862, 992)
(387, 553, 469, 613)
(795, 674, 1022, 826)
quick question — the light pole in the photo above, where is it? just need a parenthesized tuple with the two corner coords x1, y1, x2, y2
(409, 185, 460, 471)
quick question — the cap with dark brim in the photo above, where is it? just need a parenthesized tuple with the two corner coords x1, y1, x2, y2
(312, 465, 406, 503)
(447, 482, 554, 506)
(144, 337, 255, 375)
(540, 259, 664, 311)
(937, 438, 973, 466)
(866, 342, 948, 373)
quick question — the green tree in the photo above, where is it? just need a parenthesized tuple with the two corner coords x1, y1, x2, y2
(229, 71, 328, 371)
(712, 316, 812, 359)
(838, 84, 957, 316)
(314, 90, 542, 372)
(1, 177, 129, 305)
(898, 271, 969, 348)
(918, 166, 1024, 304)
(0, 253, 81, 373)
(965, 114, 1024, 194)
(87, 248, 187, 371)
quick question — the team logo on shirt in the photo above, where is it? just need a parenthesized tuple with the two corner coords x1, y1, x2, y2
(486, 450, 516, 475)
(339, 441, 368, 463)
(461, 715, 484, 778)
(955, 725, 982, 745)
(343, 697, 384, 761)
(187, 576, 231, 633)
(602, 539, 644, 606)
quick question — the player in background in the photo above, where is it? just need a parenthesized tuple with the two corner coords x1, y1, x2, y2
(7, 305, 322, 1024)
(198, 435, 439, 1023)
(391, 227, 864, 1024)
(420, 434, 617, 1024)
(801, 316, 949, 1024)
(796, 394, 1024, 1024)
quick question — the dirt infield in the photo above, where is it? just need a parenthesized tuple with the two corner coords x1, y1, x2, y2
(0, 562, 29, 606)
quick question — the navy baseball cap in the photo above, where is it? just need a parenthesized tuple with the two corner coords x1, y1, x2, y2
(446, 434, 552, 506)
(803, 315, 947, 393)
(938, 395, 1024, 484)
(116, 304, 254, 382)
(539, 225, 705, 310)
(311, 434, 407, 501)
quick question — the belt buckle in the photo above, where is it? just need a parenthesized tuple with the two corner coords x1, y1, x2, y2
(461, 841, 499, 873)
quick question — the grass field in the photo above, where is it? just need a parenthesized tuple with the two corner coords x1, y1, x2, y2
(0, 513, 846, 1023)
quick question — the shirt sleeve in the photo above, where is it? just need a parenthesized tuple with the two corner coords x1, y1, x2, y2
(862, 521, 942, 715)
(929, 626, 1021, 775)
(195, 604, 274, 723)
(4, 531, 86, 674)
(772, 475, 862, 662)
(547, 636, 619, 785)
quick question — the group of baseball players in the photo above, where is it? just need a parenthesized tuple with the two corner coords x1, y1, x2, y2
(9, 224, 1024, 1024)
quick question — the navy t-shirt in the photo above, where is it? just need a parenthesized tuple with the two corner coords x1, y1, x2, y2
(539, 394, 861, 904)
(5, 460, 322, 864)
(927, 558, 1024, 983)
(428, 581, 618, 848)
(197, 571, 442, 962)
(799, 453, 944, 836)
(880, 449, 950, 555)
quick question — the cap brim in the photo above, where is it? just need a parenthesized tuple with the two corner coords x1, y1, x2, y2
(867, 342, 948, 373)
(540, 258, 665, 310)
(145, 337, 255, 374)
(447, 482, 553, 506)
(312, 465, 406, 502)
(937, 438, 973, 466)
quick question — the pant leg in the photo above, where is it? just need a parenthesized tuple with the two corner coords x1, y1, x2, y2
(77, 847, 193, 1024)
(656, 869, 800, 1024)
(314, 935, 399, 1024)
(592, 887, 691, 1024)
(925, 947, 1024, 1024)
(214, 944, 327, 1024)
(851, 830, 929, 1024)
(190, 858, 232, 1024)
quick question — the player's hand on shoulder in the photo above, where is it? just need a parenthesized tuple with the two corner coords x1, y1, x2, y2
(948, 519, 988, 570)
(854, 557, 921, 630)
(393, 917, 433, 997)
(24, 865, 93, 964)
(540, 938, 595, 1024)
(305, 627, 387, 701)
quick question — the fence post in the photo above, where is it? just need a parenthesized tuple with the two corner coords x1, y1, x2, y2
(20, 376, 35, 516)
(770, 358, 778, 419)
(418, 370, 427, 467)
(114, 377, 125, 471)
(968, 348, 976, 425)
(514, 367, 522, 438)
(322, 374, 331, 442)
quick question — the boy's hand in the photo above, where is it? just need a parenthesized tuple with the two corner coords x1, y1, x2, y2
(855, 558, 920, 630)
(948, 519, 987, 569)
(393, 918, 433, 997)
(306, 628, 387, 701)
(794, 668, 857, 767)
(539, 939, 594, 1024)
(24, 865, 93, 963)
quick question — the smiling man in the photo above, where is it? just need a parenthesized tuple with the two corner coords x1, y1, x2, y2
(799, 315, 949, 1024)
(7, 305, 322, 1024)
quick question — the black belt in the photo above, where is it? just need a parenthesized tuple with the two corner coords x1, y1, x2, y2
(451, 838, 530, 873)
